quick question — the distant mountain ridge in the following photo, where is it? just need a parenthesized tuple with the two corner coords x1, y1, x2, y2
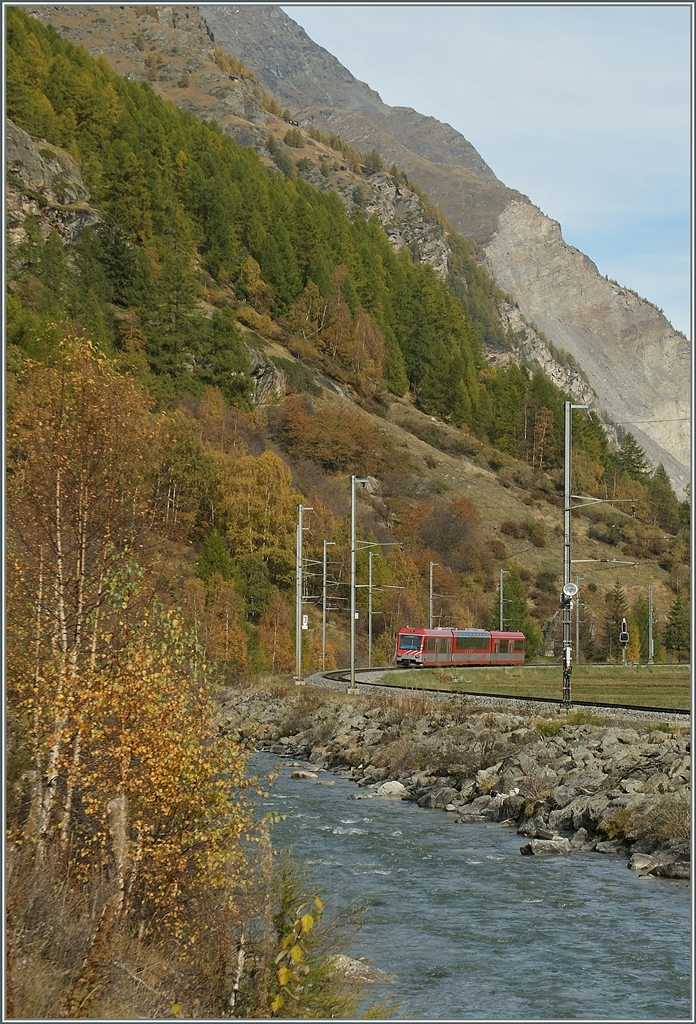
(200, 3, 520, 240)
(200, 4, 690, 494)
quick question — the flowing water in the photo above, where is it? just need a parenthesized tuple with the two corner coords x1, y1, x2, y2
(252, 753, 691, 1021)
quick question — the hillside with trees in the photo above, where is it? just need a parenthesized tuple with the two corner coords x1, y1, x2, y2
(4, 9, 690, 1016)
(6, 2, 689, 700)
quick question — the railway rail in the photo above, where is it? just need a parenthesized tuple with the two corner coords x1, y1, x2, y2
(320, 666, 691, 718)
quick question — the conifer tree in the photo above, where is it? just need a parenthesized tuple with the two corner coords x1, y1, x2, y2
(647, 464, 681, 534)
(195, 532, 235, 582)
(663, 592, 690, 663)
(362, 148, 384, 174)
(600, 580, 628, 662)
(615, 431, 650, 482)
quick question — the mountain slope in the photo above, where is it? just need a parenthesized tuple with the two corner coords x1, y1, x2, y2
(19, 3, 690, 493)
(484, 201, 690, 491)
(200, 2, 521, 240)
(200, 3, 690, 493)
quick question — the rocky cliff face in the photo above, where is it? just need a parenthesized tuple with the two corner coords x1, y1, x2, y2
(484, 202, 690, 488)
(494, 301, 598, 414)
(199, 4, 691, 492)
(6, 118, 100, 245)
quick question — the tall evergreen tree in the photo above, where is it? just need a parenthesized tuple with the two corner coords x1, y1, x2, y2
(647, 464, 681, 534)
(614, 431, 650, 482)
(663, 592, 690, 663)
(600, 579, 628, 662)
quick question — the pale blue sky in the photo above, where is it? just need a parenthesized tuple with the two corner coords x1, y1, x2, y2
(281, 3, 692, 338)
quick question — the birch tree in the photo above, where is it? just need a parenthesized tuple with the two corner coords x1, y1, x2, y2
(7, 335, 157, 846)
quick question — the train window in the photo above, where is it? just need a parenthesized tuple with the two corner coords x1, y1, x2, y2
(425, 638, 436, 652)
(436, 639, 449, 654)
(455, 635, 489, 651)
(513, 640, 524, 652)
(499, 640, 509, 654)
(399, 635, 422, 650)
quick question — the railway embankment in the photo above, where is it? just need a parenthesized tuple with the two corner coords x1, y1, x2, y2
(221, 683, 690, 880)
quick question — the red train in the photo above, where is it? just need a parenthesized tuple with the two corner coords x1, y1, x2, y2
(395, 627, 525, 668)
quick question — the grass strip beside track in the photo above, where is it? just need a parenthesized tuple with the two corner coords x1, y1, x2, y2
(378, 665, 691, 710)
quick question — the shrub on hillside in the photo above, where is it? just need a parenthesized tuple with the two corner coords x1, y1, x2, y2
(500, 518, 546, 547)
(270, 395, 387, 474)
(284, 127, 304, 148)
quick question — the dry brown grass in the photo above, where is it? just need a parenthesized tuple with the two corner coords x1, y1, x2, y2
(6, 847, 181, 1019)
(640, 792, 691, 844)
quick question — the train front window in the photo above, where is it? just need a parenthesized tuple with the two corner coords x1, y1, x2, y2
(399, 635, 422, 650)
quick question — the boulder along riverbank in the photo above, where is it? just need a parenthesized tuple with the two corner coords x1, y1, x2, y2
(219, 682, 690, 880)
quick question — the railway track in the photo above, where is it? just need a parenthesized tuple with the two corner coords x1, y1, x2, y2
(320, 666, 691, 718)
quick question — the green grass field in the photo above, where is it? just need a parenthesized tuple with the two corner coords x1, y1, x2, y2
(379, 664, 691, 710)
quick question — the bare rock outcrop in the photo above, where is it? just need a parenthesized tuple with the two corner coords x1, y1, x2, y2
(247, 347, 286, 405)
(484, 202, 690, 491)
(335, 171, 450, 278)
(6, 118, 100, 245)
(490, 301, 598, 412)
(27, 5, 269, 132)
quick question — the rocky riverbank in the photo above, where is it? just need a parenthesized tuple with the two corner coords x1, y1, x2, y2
(220, 683, 690, 881)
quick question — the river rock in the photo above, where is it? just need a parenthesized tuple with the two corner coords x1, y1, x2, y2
(329, 955, 393, 983)
(570, 793, 611, 831)
(500, 793, 526, 820)
(376, 780, 408, 798)
(458, 779, 477, 802)
(418, 786, 461, 810)
(628, 837, 659, 855)
(595, 839, 627, 854)
(627, 852, 657, 872)
(459, 794, 492, 814)
(547, 804, 577, 833)
(562, 768, 607, 791)
(651, 861, 690, 880)
(520, 838, 571, 856)
(548, 785, 579, 809)
(291, 770, 317, 779)
(570, 828, 589, 849)
(643, 773, 672, 794)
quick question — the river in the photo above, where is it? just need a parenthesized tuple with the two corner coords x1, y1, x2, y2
(252, 752, 691, 1021)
